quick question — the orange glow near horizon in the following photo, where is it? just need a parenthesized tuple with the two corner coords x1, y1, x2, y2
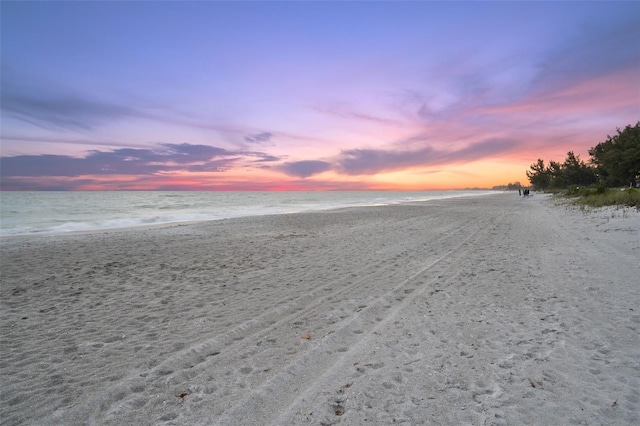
(5, 159, 528, 191)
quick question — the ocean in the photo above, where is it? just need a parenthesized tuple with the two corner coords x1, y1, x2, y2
(0, 190, 495, 236)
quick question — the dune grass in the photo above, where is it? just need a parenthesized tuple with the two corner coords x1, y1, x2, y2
(560, 187, 640, 209)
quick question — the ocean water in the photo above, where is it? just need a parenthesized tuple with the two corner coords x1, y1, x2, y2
(0, 190, 494, 236)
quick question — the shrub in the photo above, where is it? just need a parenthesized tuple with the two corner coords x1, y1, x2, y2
(570, 187, 640, 209)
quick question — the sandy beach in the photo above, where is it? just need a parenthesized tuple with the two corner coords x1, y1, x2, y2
(1, 192, 639, 425)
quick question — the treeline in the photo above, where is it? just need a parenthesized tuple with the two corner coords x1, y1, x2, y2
(492, 182, 523, 190)
(526, 122, 640, 190)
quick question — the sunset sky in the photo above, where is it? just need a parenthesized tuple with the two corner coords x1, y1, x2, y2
(1, 1, 639, 191)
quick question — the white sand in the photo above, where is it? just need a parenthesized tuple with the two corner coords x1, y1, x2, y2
(1, 193, 639, 425)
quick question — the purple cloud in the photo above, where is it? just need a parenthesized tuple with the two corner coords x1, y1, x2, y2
(0, 143, 276, 178)
(244, 132, 273, 143)
(278, 160, 333, 178)
(313, 105, 404, 127)
(1, 86, 142, 131)
(273, 138, 516, 178)
(337, 146, 439, 175)
(156, 143, 230, 163)
(337, 138, 516, 175)
(534, 18, 639, 93)
(250, 154, 281, 163)
(0, 155, 89, 177)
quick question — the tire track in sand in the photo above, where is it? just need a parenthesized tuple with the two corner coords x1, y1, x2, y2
(207, 205, 506, 426)
(60, 207, 487, 425)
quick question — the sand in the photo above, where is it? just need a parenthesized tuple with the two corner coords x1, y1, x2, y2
(1, 192, 639, 425)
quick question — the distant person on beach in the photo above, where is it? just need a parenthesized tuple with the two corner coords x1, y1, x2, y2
(519, 189, 521, 196)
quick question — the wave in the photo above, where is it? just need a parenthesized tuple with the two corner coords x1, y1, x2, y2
(1, 190, 496, 236)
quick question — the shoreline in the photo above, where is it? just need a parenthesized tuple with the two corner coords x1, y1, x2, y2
(0, 189, 497, 238)
(1, 193, 639, 425)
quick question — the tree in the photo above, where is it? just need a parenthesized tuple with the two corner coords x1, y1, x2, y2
(526, 153, 597, 190)
(548, 160, 564, 188)
(526, 123, 639, 190)
(526, 159, 551, 190)
(562, 151, 597, 187)
(589, 122, 640, 187)
(507, 181, 522, 190)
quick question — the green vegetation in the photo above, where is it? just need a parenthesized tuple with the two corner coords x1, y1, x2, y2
(561, 187, 639, 209)
(588, 123, 640, 187)
(526, 152, 597, 190)
(526, 122, 640, 209)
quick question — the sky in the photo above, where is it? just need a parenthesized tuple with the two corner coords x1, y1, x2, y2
(1, 1, 639, 191)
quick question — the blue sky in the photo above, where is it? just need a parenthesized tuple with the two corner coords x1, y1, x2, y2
(1, 1, 638, 190)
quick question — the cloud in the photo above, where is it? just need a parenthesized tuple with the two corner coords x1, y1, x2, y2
(533, 17, 640, 93)
(183, 160, 236, 172)
(1, 68, 250, 139)
(337, 146, 438, 175)
(157, 143, 230, 163)
(0, 143, 272, 178)
(249, 154, 281, 163)
(244, 132, 273, 143)
(1, 155, 89, 178)
(274, 138, 517, 178)
(278, 160, 333, 178)
(396, 14, 639, 128)
(1, 88, 142, 131)
(447, 138, 515, 162)
(314, 105, 405, 127)
(337, 138, 516, 175)
(0, 134, 146, 150)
